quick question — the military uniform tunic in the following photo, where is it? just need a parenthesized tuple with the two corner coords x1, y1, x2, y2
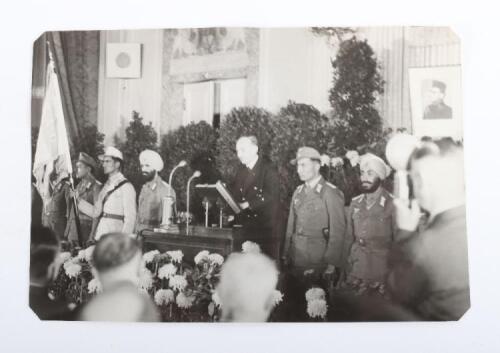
(41, 178, 70, 239)
(135, 174, 175, 234)
(79, 172, 137, 240)
(284, 177, 346, 270)
(343, 188, 396, 283)
(64, 174, 102, 245)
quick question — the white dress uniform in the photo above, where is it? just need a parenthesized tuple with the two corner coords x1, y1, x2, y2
(79, 171, 137, 240)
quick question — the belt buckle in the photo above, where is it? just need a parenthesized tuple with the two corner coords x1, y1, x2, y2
(358, 238, 365, 246)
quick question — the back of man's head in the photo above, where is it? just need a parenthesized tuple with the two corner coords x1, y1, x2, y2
(92, 233, 141, 287)
(409, 138, 465, 214)
(30, 226, 60, 284)
(217, 252, 278, 322)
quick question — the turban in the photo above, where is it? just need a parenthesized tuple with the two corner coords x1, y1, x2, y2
(139, 150, 164, 172)
(359, 153, 391, 180)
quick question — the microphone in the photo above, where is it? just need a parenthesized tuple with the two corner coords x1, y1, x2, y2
(186, 170, 202, 234)
(169, 160, 187, 188)
(163, 160, 187, 228)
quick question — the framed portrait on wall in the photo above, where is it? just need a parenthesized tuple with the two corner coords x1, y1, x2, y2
(409, 65, 463, 139)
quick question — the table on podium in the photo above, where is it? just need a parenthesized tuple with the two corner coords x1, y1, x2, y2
(139, 225, 244, 264)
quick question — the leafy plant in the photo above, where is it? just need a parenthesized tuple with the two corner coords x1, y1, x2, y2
(328, 37, 385, 155)
(114, 111, 158, 192)
(159, 121, 219, 220)
(215, 106, 275, 182)
(269, 101, 333, 205)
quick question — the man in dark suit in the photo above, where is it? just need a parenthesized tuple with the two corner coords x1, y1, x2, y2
(387, 139, 469, 320)
(423, 80, 453, 120)
(229, 136, 281, 259)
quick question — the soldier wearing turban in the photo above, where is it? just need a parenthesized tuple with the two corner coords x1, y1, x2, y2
(341, 153, 397, 294)
(135, 150, 175, 233)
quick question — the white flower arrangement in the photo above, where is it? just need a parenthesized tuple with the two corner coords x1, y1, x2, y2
(166, 250, 184, 264)
(194, 250, 210, 265)
(158, 263, 178, 280)
(305, 287, 326, 302)
(307, 299, 328, 319)
(58, 252, 72, 263)
(330, 157, 344, 168)
(271, 290, 284, 307)
(345, 150, 360, 167)
(154, 289, 175, 306)
(64, 262, 82, 278)
(137, 268, 154, 292)
(169, 275, 188, 292)
(77, 250, 86, 261)
(208, 253, 224, 266)
(176, 292, 195, 309)
(84, 245, 95, 262)
(142, 250, 160, 264)
(211, 291, 222, 308)
(320, 154, 331, 167)
(87, 278, 102, 294)
(241, 241, 261, 254)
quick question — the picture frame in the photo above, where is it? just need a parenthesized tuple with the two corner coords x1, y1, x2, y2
(408, 65, 463, 139)
(106, 43, 142, 78)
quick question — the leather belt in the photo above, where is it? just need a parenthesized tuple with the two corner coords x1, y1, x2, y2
(102, 212, 125, 221)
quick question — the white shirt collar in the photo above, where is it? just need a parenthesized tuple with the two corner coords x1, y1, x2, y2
(246, 155, 259, 170)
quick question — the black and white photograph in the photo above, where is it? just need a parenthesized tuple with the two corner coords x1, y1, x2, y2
(409, 65, 462, 138)
(6, 1, 500, 350)
(29, 26, 469, 323)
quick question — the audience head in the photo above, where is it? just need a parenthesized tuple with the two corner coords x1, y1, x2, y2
(409, 138, 465, 215)
(30, 225, 60, 286)
(216, 252, 278, 322)
(92, 232, 142, 288)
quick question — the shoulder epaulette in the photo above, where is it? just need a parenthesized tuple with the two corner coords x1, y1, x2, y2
(352, 194, 364, 202)
(325, 182, 337, 189)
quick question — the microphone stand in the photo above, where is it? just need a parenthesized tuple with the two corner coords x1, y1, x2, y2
(161, 160, 187, 230)
(186, 171, 201, 235)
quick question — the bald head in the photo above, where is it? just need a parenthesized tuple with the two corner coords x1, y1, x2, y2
(217, 252, 278, 322)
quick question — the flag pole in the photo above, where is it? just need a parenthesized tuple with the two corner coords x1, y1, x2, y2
(46, 40, 83, 247)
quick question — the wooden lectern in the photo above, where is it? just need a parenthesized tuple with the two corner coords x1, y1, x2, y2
(139, 181, 244, 263)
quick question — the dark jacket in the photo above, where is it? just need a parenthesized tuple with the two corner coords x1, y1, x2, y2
(387, 205, 470, 320)
(229, 157, 281, 257)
